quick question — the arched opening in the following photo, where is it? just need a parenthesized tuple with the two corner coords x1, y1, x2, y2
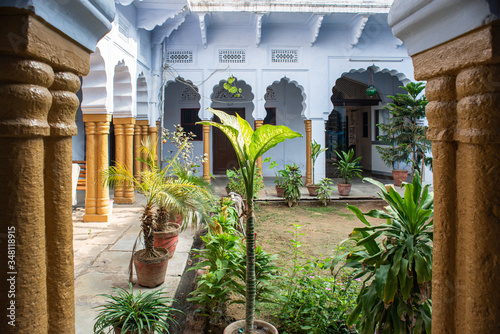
(326, 67, 407, 177)
(162, 77, 203, 166)
(136, 74, 148, 120)
(261, 77, 306, 176)
(210, 78, 254, 174)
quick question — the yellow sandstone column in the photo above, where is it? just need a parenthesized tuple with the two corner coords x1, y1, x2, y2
(149, 124, 159, 154)
(0, 9, 95, 334)
(255, 120, 264, 171)
(113, 121, 125, 202)
(123, 119, 136, 203)
(203, 124, 211, 182)
(304, 119, 312, 185)
(45, 71, 80, 334)
(137, 119, 150, 173)
(83, 114, 112, 222)
(410, 22, 500, 333)
(134, 122, 142, 180)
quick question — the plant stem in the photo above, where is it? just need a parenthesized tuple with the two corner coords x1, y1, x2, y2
(245, 199, 256, 334)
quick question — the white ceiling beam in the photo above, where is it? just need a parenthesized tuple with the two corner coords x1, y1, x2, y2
(349, 14, 369, 49)
(308, 14, 324, 47)
(254, 13, 264, 47)
(198, 12, 208, 48)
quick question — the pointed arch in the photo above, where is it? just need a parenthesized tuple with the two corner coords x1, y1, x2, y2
(136, 73, 149, 119)
(113, 60, 133, 117)
(267, 77, 307, 118)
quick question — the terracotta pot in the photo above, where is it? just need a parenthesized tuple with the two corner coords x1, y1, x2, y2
(275, 185, 284, 197)
(154, 223, 181, 259)
(133, 247, 169, 288)
(392, 169, 408, 187)
(306, 184, 320, 196)
(224, 320, 278, 334)
(337, 183, 352, 196)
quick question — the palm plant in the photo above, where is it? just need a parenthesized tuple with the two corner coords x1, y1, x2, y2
(198, 108, 301, 333)
(310, 140, 328, 185)
(103, 137, 210, 259)
(340, 171, 433, 333)
(333, 149, 362, 184)
(93, 283, 180, 333)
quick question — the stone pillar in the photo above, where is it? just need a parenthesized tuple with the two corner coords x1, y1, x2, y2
(255, 120, 264, 172)
(409, 22, 500, 333)
(0, 7, 106, 333)
(304, 119, 312, 185)
(149, 124, 159, 155)
(137, 120, 150, 173)
(203, 124, 211, 183)
(45, 71, 80, 333)
(134, 122, 142, 180)
(83, 114, 112, 222)
(113, 117, 135, 204)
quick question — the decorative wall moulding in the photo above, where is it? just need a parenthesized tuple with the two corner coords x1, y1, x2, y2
(218, 49, 246, 63)
(165, 50, 194, 64)
(271, 49, 299, 63)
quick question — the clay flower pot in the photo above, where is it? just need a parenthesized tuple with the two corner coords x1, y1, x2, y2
(275, 185, 284, 197)
(337, 183, 352, 196)
(154, 223, 181, 259)
(224, 320, 278, 334)
(306, 184, 320, 196)
(392, 169, 408, 187)
(133, 247, 169, 288)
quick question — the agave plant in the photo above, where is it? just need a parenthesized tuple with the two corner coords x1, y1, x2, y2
(339, 171, 433, 333)
(198, 108, 301, 333)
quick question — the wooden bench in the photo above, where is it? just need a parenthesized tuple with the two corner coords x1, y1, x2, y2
(73, 160, 86, 191)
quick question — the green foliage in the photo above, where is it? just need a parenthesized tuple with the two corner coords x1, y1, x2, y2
(282, 163, 304, 207)
(226, 167, 265, 199)
(263, 157, 285, 187)
(223, 75, 243, 97)
(333, 149, 362, 184)
(93, 283, 180, 334)
(209, 197, 240, 235)
(276, 224, 360, 334)
(316, 177, 333, 206)
(341, 171, 433, 333)
(197, 105, 301, 332)
(310, 140, 328, 185)
(376, 82, 431, 174)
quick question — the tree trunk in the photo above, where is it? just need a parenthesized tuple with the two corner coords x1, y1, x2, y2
(245, 200, 256, 333)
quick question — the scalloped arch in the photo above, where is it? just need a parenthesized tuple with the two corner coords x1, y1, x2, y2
(342, 66, 411, 85)
(210, 77, 255, 118)
(113, 60, 133, 117)
(82, 47, 107, 113)
(267, 77, 307, 118)
(136, 73, 148, 118)
(164, 77, 201, 120)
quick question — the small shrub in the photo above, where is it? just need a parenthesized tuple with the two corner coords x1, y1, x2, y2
(282, 163, 303, 207)
(317, 177, 333, 206)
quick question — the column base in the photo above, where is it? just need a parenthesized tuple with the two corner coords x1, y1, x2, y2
(114, 197, 135, 204)
(83, 213, 111, 222)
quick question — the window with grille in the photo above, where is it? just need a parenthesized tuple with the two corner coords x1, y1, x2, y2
(219, 49, 246, 63)
(264, 108, 276, 125)
(271, 49, 298, 63)
(166, 50, 193, 64)
(180, 109, 202, 141)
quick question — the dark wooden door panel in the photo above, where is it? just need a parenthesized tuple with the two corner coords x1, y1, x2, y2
(213, 108, 245, 174)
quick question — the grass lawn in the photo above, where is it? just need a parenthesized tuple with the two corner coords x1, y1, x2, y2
(224, 200, 387, 328)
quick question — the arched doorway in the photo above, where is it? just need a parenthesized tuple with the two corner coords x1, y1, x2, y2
(210, 78, 254, 174)
(327, 67, 407, 177)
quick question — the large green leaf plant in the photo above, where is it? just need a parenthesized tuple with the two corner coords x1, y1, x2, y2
(198, 108, 301, 333)
(340, 172, 433, 333)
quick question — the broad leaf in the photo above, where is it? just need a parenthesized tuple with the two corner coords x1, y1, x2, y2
(249, 124, 302, 161)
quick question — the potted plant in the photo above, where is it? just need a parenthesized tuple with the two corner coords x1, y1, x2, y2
(336, 171, 433, 333)
(93, 283, 180, 334)
(306, 140, 328, 196)
(263, 157, 286, 197)
(282, 163, 303, 207)
(154, 126, 214, 259)
(198, 107, 300, 333)
(103, 138, 204, 287)
(316, 177, 333, 206)
(376, 82, 431, 186)
(332, 149, 362, 196)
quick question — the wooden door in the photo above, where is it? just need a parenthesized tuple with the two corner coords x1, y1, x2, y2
(212, 108, 245, 174)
